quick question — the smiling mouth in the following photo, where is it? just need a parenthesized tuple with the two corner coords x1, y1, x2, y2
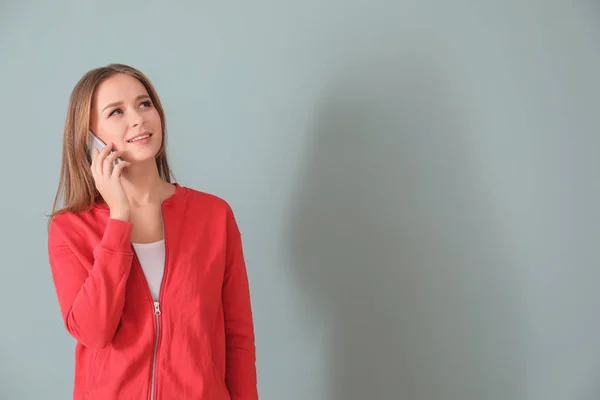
(127, 133, 152, 143)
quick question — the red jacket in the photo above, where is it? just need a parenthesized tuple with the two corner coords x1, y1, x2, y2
(47, 184, 258, 399)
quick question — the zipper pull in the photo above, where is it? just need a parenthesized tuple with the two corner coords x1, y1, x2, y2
(154, 301, 161, 316)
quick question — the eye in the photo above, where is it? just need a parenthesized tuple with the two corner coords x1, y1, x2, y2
(109, 108, 123, 117)
(140, 100, 152, 108)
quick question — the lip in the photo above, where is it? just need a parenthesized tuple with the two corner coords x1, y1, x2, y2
(126, 132, 152, 143)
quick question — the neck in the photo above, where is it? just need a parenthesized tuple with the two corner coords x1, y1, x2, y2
(120, 159, 167, 207)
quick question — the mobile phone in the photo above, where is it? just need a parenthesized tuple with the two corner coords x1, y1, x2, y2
(87, 131, 122, 166)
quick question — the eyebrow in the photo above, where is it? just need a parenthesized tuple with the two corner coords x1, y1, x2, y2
(101, 94, 151, 113)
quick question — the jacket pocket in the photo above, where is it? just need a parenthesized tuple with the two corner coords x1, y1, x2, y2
(209, 347, 230, 399)
(86, 348, 108, 397)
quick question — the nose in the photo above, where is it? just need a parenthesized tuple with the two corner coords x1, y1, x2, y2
(129, 108, 144, 127)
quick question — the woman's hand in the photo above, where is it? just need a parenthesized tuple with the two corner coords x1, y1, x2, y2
(91, 143, 132, 221)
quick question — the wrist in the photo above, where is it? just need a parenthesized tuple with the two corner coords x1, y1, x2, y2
(110, 210, 130, 222)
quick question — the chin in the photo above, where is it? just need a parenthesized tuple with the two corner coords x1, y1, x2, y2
(126, 150, 161, 164)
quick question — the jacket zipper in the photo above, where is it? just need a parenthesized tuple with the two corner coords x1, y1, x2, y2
(149, 301, 161, 400)
(149, 201, 168, 400)
(131, 201, 168, 400)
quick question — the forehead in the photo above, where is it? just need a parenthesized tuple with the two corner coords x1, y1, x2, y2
(94, 73, 148, 105)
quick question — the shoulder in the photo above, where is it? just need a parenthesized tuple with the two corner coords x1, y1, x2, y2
(48, 211, 80, 239)
(177, 185, 235, 215)
(47, 209, 100, 250)
(175, 185, 242, 232)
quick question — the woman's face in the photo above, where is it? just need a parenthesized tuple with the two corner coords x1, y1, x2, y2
(90, 73, 162, 164)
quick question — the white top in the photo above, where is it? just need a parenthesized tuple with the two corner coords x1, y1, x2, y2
(132, 239, 165, 301)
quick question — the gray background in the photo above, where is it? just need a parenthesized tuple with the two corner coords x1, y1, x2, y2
(1, 1, 599, 399)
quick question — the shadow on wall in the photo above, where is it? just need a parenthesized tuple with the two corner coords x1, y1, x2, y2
(287, 54, 527, 400)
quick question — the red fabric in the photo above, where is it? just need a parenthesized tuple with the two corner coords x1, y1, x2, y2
(48, 184, 258, 399)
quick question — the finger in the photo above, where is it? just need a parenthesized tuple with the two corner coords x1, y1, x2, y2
(90, 148, 99, 169)
(111, 161, 131, 179)
(104, 150, 124, 174)
(102, 149, 123, 177)
(90, 148, 100, 179)
(96, 143, 113, 175)
(91, 148, 99, 164)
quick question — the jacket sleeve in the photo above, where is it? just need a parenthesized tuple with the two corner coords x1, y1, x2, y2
(222, 206, 259, 399)
(48, 217, 135, 349)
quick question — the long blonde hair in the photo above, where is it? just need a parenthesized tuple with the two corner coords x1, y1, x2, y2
(49, 64, 173, 220)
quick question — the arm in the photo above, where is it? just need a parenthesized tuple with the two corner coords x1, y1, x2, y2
(48, 218, 134, 349)
(222, 206, 258, 399)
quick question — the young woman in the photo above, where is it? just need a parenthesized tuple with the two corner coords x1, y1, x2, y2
(47, 64, 258, 399)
